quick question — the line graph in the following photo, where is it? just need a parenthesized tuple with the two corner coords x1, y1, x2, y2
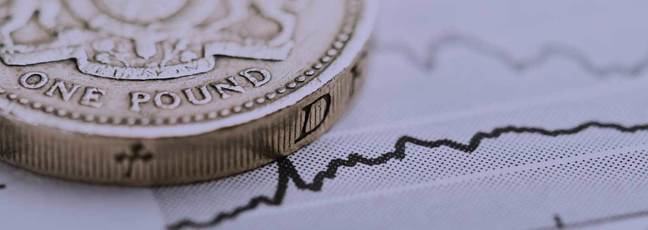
(374, 34, 648, 77)
(553, 214, 565, 229)
(167, 121, 648, 229)
(538, 210, 648, 230)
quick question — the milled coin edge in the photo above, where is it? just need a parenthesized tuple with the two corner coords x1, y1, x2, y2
(0, 0, 377, 138)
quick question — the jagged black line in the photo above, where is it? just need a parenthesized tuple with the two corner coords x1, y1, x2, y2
(168, 121, 648, 229)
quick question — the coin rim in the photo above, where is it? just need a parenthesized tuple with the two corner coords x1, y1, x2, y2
(0, 0, 376, 138)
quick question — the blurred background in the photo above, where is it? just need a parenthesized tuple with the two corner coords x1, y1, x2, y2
(4, 0, 648, 229)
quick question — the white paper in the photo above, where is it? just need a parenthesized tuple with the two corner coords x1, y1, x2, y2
(4, 0, 648, 229)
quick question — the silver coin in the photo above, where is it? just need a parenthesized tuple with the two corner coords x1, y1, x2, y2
(0, 0, 375, 185)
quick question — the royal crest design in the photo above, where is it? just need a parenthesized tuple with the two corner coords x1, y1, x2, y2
(0, 0, 307, 80)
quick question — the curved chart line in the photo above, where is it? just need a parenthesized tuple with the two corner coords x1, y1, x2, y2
(374, 34, 648, 77)
(168, 121, 648, 229)
(539, 211, 648, 230)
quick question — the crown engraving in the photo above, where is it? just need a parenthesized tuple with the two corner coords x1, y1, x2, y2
(0, 0, 307, 80)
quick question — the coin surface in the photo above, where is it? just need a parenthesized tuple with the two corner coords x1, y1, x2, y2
(0, 0, 375, 185)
